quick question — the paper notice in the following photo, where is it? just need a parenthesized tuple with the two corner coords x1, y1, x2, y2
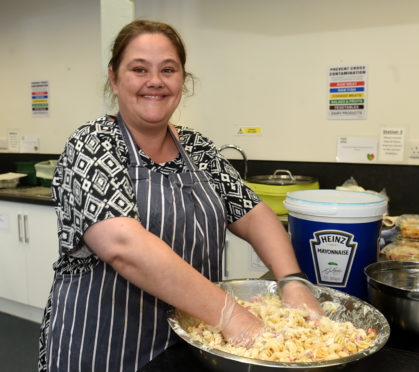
(379, 128, 405, 162)
(7, 130, 20, 152)
(20, 136, 40, 153)
(336, 137, 377, 163)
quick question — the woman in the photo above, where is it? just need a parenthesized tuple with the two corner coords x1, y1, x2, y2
(38, 19, 321, 371)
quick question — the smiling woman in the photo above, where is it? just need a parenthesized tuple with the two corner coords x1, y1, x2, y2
(38, 19, 322, 372)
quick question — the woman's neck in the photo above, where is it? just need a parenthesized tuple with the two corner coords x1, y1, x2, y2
(128, 123, 179, 164)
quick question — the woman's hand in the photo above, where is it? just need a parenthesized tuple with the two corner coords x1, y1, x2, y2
(278, 278, 324, 320)
(216, 294, 265, 348)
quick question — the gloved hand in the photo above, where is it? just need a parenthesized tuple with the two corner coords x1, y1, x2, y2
(216, 292, 265, 348)
(277, 275, 324, 320)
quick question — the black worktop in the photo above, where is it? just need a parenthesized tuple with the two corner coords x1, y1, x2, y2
(2, 153, 419, 215)
(139, 341, 419, 372)
(0, 186, 53, 206)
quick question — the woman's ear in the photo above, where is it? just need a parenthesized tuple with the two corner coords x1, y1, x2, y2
(108, 67, 118, 95)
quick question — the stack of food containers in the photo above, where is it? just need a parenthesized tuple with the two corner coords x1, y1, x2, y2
(381, 215, 419, 261)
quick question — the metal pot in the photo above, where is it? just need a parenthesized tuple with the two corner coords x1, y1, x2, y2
(246, 170, 319, 215)
(364, 260, 419, 335)
(246, 169, 317, 186)
(216, 145, 319, 215)
(168, 279, 389, 372)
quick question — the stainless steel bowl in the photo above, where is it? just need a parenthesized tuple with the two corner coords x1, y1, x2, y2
(168, 279, 390, 371)
(365, 260, 419, 334)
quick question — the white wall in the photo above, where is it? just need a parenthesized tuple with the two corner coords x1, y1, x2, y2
(2, 0, 419, 165)
(136, 0, 419, 164)
(0, 0, 103, 154)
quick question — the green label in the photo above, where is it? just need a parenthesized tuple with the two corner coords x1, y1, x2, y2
(330, 99, 364, 104)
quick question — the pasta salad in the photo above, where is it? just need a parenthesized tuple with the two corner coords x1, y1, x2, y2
(187, 295, 378, 363)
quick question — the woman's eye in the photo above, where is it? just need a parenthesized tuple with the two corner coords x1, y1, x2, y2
(133, 67, 146, 73)
(162, 68, 175, 73)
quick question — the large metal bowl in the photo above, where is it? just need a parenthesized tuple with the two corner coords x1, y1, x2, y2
(168, 279, 390, 371)
(365, 260, 419, 334)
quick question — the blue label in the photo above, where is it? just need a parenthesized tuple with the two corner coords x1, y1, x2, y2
(288, 216, 381, 299)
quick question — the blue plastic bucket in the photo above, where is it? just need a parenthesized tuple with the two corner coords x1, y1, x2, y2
(284, 189, 387, 299)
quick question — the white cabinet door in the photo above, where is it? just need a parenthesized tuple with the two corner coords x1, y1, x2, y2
(0, 200, 58, 308)
(0, 201, 28, 303)
(24, 203, 58, 308)
(223, 230, 267, 280)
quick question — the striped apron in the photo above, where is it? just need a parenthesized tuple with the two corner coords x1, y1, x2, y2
(45, 117, 226, 371)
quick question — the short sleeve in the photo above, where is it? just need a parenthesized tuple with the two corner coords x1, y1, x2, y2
(209, 151, 261, 224)
(178, 127, 261, 224)
(52, 117, 138, 254)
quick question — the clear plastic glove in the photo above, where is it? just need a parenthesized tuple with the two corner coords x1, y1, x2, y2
(216, 293, 265, 348)
(277, 277, 324, 321)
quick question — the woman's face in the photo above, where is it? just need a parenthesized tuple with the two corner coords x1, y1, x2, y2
(109, 33, 184, 130)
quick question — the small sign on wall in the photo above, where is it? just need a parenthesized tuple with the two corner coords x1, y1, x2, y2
(31, 80, 49, 117)
(336, 136, 377, 163)
(7, 130, 20, 152)
(236, 126, 263, 136)
(379, 128, 405, 162)
(328, 65, 367, 120)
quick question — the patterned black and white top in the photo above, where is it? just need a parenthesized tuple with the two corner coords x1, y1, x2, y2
(52, 115, 261, 256)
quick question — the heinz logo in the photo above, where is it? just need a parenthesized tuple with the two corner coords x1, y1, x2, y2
(310, 230, 358, 287)
(318, 234, 348, 245)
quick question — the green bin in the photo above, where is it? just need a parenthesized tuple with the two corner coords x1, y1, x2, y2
(15, 161, 38, 186)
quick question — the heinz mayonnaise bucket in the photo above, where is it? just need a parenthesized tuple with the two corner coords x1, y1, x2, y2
(284, 189, 387, 299)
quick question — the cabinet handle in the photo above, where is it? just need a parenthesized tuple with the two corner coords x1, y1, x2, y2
(23, 214, 29, 243)
(17, 214, 24, 242)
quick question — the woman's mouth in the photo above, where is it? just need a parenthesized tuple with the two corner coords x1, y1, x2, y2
(142, 94, 166, 100)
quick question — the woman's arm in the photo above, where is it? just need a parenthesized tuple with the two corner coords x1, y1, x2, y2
(83, 216, 263, 343)
(228, 201, 323, 316)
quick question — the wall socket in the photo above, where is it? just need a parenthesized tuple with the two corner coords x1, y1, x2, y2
(406, 141, 419, 162)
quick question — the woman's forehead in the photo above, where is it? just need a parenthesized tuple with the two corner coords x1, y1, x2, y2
(123, 33, 180, 61)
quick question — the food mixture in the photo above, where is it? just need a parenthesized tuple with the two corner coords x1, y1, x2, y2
(381, 214, 419, 261)
(397, 214, 419, 240)
(187, 295, 377, 363)
(381, 240, 419, 261)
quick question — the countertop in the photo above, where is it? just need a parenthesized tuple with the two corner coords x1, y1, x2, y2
(0, 186, 53, 206)
(139, 341, 419, 372)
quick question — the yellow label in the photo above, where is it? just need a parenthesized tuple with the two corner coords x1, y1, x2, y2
(237, 127, 262, 135)
(330, 93, 364, 99)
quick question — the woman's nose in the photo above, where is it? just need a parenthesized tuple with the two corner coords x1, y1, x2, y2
(146, 72, 164, 88)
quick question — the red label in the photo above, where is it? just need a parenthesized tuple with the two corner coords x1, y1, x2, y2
(330, 81, 365, 87)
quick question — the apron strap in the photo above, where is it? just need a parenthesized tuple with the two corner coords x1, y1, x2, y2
(116, 113, 201, 175)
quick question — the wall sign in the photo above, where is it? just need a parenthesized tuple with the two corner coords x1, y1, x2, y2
(379, 127, 405, 162)
(31, 80, 49, 117)
(236, 126, 263, 136)
(336, 136, 377, 163)
(328, 65, 367, 120)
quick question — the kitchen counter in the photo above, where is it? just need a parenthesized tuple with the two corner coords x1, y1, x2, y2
(0, 186, 53, 206)
(139, 341, 419, 372)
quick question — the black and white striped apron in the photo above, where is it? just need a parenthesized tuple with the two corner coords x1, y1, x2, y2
(45, 117, 226, 371)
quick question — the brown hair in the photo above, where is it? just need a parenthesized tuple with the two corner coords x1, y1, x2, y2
(105, 19, 194, 106)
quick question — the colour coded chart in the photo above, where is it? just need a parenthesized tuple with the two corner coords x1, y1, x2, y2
(328, 65, 367, 120)
(31, 80, 49, 117)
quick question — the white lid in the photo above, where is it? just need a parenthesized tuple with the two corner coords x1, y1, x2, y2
(284, 189, 388, 218)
